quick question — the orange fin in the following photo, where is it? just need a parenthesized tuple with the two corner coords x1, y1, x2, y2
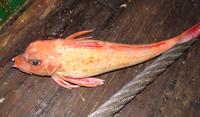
(178, 22, 200, 44)
(65, 77, 104, 87)
(52, 74, 104, 88)
(65, 30, 93, 39)
(52, 74, 79, 89)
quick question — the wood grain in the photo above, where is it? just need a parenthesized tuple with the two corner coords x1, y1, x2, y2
(0, 0, 199, 116)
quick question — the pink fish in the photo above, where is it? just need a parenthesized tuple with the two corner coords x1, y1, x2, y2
(13, 23, 200, 88)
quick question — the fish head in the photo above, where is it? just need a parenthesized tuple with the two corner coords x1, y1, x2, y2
(13, 40, 59, 76)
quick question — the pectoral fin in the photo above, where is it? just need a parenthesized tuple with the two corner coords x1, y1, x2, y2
(51, 74, 79, 89)
(51, 74, 104, 89)
(65, 77, 104, 87)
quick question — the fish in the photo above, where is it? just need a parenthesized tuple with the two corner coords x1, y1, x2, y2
(13, 23, 200, 89)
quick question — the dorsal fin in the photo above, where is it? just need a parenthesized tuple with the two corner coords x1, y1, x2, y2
(65, 30, 93, 39)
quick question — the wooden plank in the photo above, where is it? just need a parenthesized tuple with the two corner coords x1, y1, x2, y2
(0, 0, 199, 116)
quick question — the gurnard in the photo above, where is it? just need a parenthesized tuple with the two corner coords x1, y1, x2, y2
(13, 23, 200, 88)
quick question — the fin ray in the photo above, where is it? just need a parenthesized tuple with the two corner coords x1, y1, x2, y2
(65, 30, 93, 39)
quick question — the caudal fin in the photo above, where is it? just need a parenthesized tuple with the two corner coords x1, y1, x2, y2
(178, 22, 200, 44)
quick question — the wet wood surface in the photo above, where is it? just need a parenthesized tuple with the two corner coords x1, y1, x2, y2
(0, 0, 200, 116)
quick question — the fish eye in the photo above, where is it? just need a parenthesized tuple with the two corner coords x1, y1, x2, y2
(29, 59, 41, 65)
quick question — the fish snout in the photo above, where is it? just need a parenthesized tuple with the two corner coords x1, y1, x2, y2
(12, 55, 33, 74)
(12, 57, 17, 67)
(12, 58, 15, 67)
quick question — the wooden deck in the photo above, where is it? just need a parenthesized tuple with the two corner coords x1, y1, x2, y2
(0, 0, 200, 116)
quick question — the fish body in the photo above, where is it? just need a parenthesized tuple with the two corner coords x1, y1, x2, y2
(13, 23, 200, 88)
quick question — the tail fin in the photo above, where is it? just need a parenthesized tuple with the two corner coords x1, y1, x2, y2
(178, 22, 200, 44)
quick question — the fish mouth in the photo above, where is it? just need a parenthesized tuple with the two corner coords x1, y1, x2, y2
(12, 58, 16, 67)
(15, 66, 33, 75)
(18, 68, 33, 75)
(12, 57, 32, 74)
